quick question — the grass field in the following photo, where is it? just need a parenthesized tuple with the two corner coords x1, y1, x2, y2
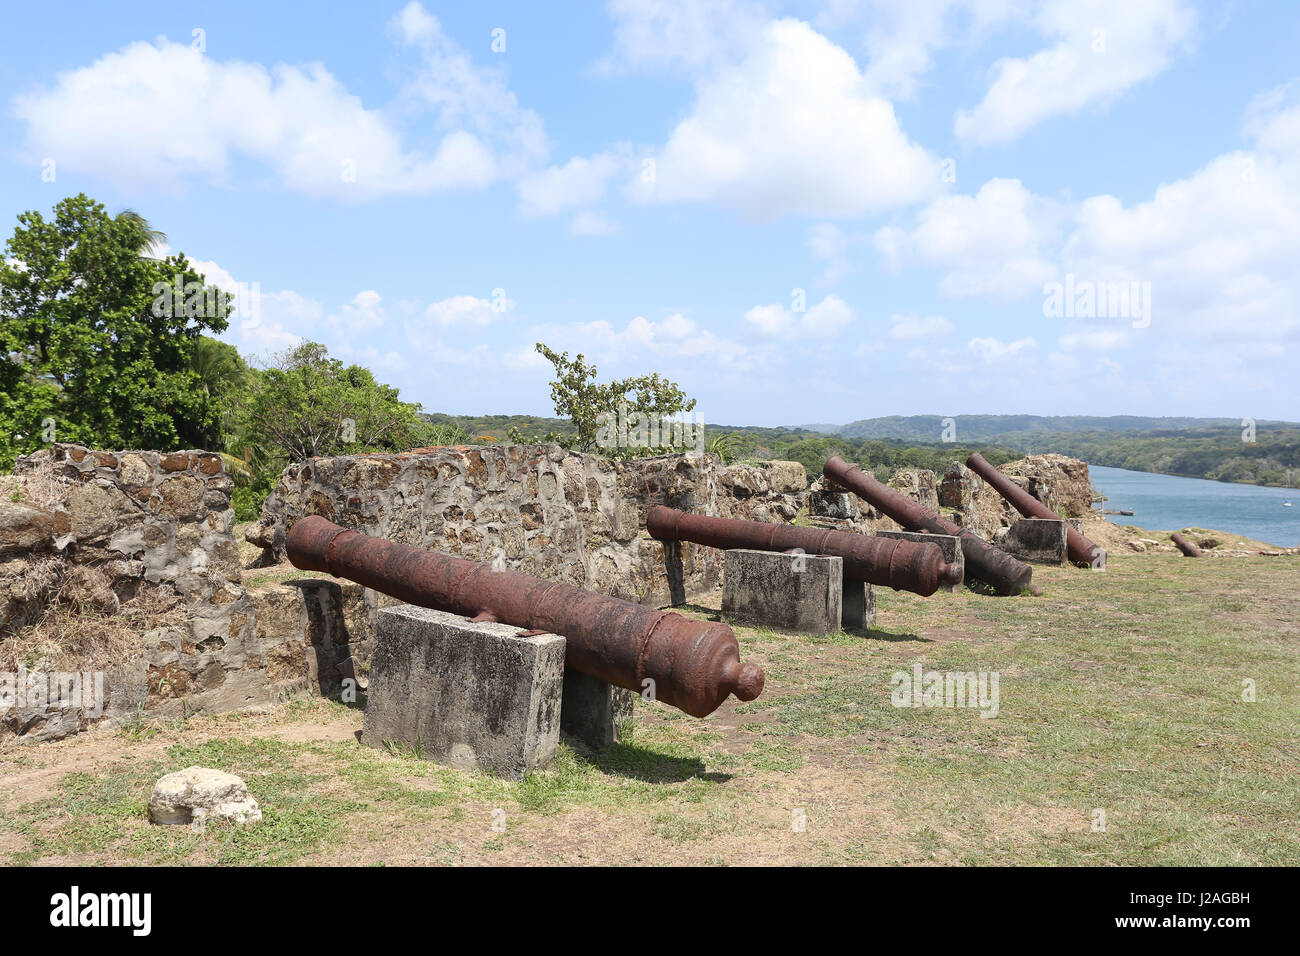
(1, 551, 1296, 866)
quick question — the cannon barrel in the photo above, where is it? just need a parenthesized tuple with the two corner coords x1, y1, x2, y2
(286, 516, 763, 719)
(1170, 533, 1203, 557)
(645, 505, 962, 596)
(823, 456, 1033, 597)
(965, 453, 1105, 566)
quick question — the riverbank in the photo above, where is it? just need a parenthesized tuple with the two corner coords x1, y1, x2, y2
(1082, 516, 1297, 557)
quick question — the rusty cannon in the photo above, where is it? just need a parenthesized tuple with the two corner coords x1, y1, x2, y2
(965, 453, 1105, 567)
(645, 505, 962, 596)
(286, 516, 764, 719)
(822, 456, 1033, 597)
(1170, 532, 1203, 557)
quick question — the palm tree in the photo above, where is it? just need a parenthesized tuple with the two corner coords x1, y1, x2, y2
(115, 209, 167, 257)
(192, 336, 246, 399)
(191, 336, 252, 461)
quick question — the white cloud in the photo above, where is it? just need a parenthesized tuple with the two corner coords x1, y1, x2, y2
(571, 211, 622, 236)
(596, 0, 769, 74)
(516, 150, 628, 217)
(744, 294, 856, 339)
(820, 0, 1027, 100)
(185, 253, 520, 361)
(423, 294, 510, 326)
(393, 4, 547, 179)
(1058, 327, 1131, 352)
(968, 336, 1037, 362)
(1245, 80, 1300, 155)
(178, 254, 316, 354)
(888, 313, 953, 340)
(335, 343, 409, 374)
(808, 222, 854, 284)
(1057, 86, 1300, 342)
(875, 178, 1065, 300)
(955, 0, 1197, 146)
(330, 290, 390, 334)
(876, 83, 1300, 350)
(542, 312, 753, 366)
(11, 3, 544, 198)
(226, 288, 321, 357)
(807, 222, 848, 261)
(632, 18, 939, 218)
(393, 0, 440, 45)
(185, 257, 239, 292)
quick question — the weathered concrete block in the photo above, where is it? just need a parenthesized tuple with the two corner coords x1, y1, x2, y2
(841, 580, 875, 630)
(561, 670, 635, 750)
(1001, 518, 1068, 565)
(722, 549, 842, 636)
(875, 530, 964, 593)
(362, 605, 565, 779)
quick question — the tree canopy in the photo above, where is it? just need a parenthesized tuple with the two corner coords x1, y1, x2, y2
(232, 340, 431, 469)
(534, 342, 697, 453)
(0, 194, 228, 468)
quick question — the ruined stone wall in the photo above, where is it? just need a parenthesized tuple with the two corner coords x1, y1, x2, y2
(810, 453, 1099, 540)
(4, 444, 241, 618)
(1, 444, 354, 741)
(3, 441, 1099, 743)
(247, 445, 807, 613)
(248, 446, 1094, 614)
(1, 442, 812, 742)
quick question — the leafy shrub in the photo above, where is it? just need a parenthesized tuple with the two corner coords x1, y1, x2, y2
(232, 477, 273, 523)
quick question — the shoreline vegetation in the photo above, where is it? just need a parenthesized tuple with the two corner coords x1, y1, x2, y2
(425, 412, 1300, 490)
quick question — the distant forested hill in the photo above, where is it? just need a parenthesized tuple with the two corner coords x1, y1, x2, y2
(1005, 427, 1300, 487)
(819, 416, 1300, 487)
(833, 415, 1277, 442)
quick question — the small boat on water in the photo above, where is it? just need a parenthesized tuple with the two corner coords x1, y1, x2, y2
(1285, 499, 1294, 507)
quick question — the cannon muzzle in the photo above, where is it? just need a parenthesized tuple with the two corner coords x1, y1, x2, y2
(286, 516, 763, 718)
(645, 505, 962, 596)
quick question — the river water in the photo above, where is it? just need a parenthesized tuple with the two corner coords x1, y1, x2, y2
(1088, 465, 1300, 547)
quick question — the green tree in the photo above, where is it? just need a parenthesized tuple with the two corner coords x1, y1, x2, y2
(114, 209, 168, 256)
(0, 194, 228, 468)
(534, 342, 698, 454)
(234, 340, 429, 467)
(192, 335, 249, 449)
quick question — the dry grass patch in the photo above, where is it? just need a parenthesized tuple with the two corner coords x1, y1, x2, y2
(0, 569, 185, 671)
(0, 459, 74, 511)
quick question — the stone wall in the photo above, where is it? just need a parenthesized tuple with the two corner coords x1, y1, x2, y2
(4, 444, 241, 621)
(1, 444, 359, 741)
(2, 442, 806, 742)
(811, 453, 1098, 541)
(247, 446, 803, 610)
(3, 441, 1099, 743)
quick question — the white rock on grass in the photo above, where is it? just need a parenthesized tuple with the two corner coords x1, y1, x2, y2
(148, 766, 262, 827)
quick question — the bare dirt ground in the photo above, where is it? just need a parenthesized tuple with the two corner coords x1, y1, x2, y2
(2, 548, 1297, 866)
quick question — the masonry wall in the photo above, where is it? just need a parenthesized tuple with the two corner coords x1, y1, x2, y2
(4, 441, 1097, 743)
(2, 444, 358, 741)
(812, 453, 1098, 540)
(247, 445, 808, 610)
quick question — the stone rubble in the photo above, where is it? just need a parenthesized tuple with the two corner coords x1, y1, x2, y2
(148, 766, 262, 826)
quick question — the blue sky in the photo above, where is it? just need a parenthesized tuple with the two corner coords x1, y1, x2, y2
(2, 0, 1298, 427)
